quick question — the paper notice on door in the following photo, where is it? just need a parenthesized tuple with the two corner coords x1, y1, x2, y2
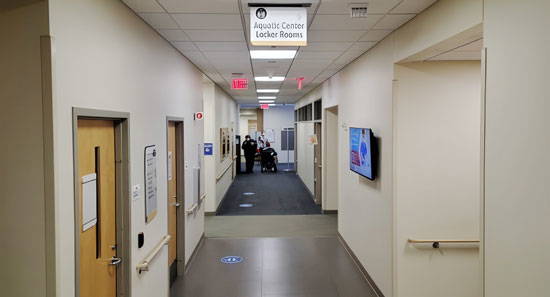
(82, 173, 97, 232)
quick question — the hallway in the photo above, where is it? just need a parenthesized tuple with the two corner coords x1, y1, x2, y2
(4, 1, 549, 297)
(217, 166, 321, 216)
(171, 237, 377, 297)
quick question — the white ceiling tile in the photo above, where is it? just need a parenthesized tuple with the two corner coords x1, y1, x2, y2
(308, 30, 364, 42)
(138, 12, 179, 29)
(291, 58, 335, 69)
(347, 41, 376, 54)
(172, 41, 199, 52)
(359, 29, 392, 41)
(157, 29, 189, 41)
(203, 51, 249, 61)
(172, 14, 242, 30)
(333, 51, 363, 65)
(157, 0, 239, 13)
(374, 14, 415, 30)
(391, 0, 438, 14)
(316, 0, 401, 15)
(122, 0, 165, 13)
(296, 51, 342, 60)
(302, 42, 353, 52)
(185, 30, 245, 42)
(310, 14, 382, 30)
(195, 42, 248, 52)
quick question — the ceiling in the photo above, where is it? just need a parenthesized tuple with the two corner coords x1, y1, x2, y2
(122, 0, 439, 103)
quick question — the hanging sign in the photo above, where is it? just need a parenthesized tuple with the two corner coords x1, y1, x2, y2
(250, 7, 307, 46)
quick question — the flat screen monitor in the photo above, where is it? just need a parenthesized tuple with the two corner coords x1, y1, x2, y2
(349, 127, 375, 180)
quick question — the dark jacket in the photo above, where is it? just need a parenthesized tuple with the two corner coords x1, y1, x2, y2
(242, 139, 257, 157)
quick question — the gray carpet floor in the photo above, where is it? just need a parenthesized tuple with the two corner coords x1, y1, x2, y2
(217, 165, 322, 215)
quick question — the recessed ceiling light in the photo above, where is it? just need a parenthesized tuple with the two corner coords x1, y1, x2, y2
(259, 100, 275, 103)
(255, 76, 285, 82)
(258, 96, 277, 100)
(250, 50, 297, 59)
(257, 89, 280, 93)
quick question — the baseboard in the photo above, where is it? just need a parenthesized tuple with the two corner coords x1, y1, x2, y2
(204, 211, 216, 216)
(337, 232, 385, 297)
(322, 209, 338, 214)
(184, 232, 205, 274)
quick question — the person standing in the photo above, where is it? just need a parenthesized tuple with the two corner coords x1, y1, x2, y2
(241, 135, 257, 173)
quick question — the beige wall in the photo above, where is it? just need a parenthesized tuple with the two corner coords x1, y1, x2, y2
(323, 107, 339, 211)
(0, 2, 50, 297)
(483, 1, 550, 296)
(394, 61, 482, 297)
(296, 122, 315, 194)
(295, 0, 483, 295)
(203, 82, 238, 213)
(47, 0, 208, 296)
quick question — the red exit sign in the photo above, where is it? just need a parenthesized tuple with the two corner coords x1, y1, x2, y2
(232, 78, 248, 90)
(260, 104, 269, 110)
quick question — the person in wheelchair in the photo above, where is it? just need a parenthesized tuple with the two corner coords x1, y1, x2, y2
(260, 141, 278, 173)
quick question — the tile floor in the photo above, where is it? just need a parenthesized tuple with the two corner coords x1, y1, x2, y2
(170, 237, 377, 297)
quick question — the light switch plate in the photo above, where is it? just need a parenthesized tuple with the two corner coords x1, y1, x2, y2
(132, 184, 141, 201)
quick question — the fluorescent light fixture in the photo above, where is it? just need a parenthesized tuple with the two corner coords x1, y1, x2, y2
(268, 104, 277, 106)
(250, 50, 297, 59)
(258, 96, 276, 100)
(259, 100, 275, 103)
(255, 76, 285, 82)
(257, 89, 280, 93)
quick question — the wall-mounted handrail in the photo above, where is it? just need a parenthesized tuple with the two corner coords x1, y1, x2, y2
(216, 162, 233, 181)
(199, 193, 207, 204)
(408, 239, 480, 249)
(136, 235, 171, 273)
(186, 203, 198, 215)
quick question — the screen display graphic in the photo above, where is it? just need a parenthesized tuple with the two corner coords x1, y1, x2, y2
(349, 127, 374, 180)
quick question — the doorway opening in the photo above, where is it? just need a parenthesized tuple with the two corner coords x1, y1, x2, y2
(72, 109, 130, 297)
(166, 119, 185, 286)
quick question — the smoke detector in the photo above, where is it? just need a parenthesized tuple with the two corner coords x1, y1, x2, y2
(349, 3, 369, 18)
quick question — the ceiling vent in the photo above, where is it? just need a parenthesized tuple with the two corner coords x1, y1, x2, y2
(349, 3, 369, 18)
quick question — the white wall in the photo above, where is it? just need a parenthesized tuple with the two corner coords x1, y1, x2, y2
(483, 1, 550, 296)
(263, 105, 295, 164)
(394, 61, 481, 297)
(323, 107, 339, 211)
(0, 2, 50, 297)
(295, 0, 482, 295)
(47, 0, 207, 296)
(204, 82, 238, 213)
(296, 122, 315, 194)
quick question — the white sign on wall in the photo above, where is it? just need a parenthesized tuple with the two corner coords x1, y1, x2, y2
(144, 145, 158, 223)
(250, 7, 307, 46)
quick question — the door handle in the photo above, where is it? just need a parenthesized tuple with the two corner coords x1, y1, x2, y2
(109, 257, 122, 266)
(173, 202, 181, 207)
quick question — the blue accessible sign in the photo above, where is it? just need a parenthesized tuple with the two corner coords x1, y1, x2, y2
(220, 256, 243, 264)
(204, 143, 213, 156)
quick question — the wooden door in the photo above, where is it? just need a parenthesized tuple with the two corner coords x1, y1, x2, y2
(78, 119, 117, 297)
(167, 122, 178, 279)
(314, 123, 322, 205)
